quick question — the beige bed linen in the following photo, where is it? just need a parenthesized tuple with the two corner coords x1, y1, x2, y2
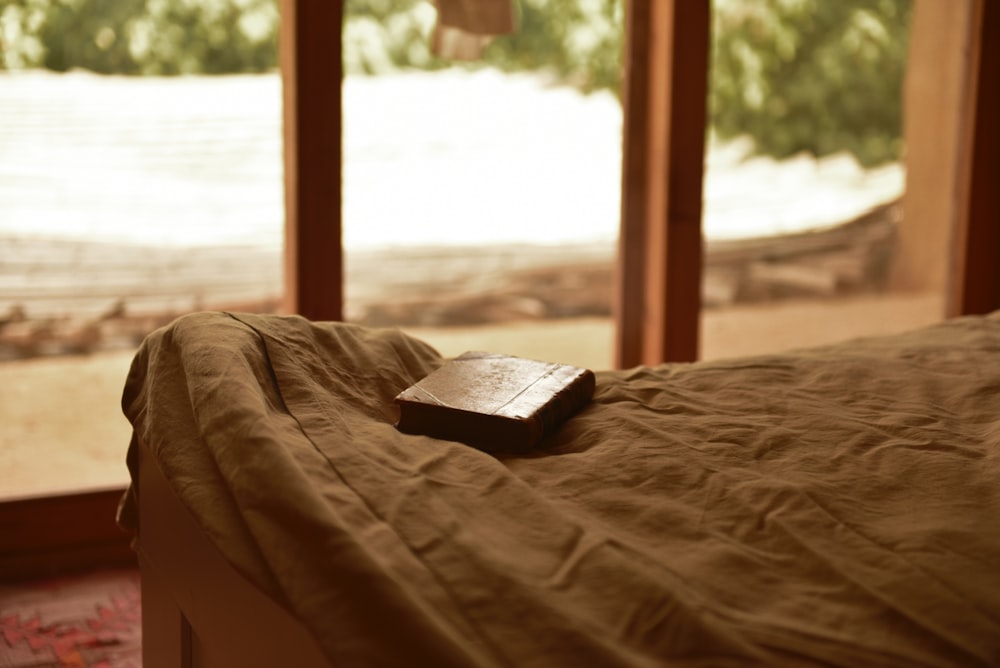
(119, 311, 1000, 667)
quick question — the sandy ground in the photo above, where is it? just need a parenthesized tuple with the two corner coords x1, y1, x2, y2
(0, 292, 942, 499)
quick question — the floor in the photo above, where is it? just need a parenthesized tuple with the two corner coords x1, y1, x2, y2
(0, 568, 141, 667)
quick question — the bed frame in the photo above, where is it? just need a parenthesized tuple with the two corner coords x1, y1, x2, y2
(136, 438, 328, 667)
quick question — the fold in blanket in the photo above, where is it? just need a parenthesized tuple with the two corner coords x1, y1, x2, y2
(120, 311, 1000, 667)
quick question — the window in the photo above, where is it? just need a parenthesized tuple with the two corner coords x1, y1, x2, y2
(697, 0, 940, 361)
(0, 2, 283, 498)
(616, 0, 997, 366)
(338, 2, 624, 370)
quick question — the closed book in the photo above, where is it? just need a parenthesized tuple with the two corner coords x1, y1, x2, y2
(394, 351, 596, 453)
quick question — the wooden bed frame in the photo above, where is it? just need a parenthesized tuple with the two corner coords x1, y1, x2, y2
(136, 438, 328, 667)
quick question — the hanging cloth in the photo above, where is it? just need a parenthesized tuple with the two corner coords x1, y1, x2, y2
(432, 0, 517, 60)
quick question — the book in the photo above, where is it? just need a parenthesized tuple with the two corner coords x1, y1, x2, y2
(394, 351, 596, 453)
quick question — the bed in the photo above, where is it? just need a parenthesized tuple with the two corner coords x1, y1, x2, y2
(117, 310, 1000, 667)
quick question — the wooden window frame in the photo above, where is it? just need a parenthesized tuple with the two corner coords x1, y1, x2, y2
(280, 0, 999, 359)
(615, 0, 709, 367)
(3, 0, 997, 581)
(280, 0, 345, 321)
(948, 0, 1000, 316)
(0, 487, 135, 582)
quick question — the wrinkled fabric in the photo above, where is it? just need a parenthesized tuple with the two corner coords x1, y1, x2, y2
(120, 311, 1000, 667)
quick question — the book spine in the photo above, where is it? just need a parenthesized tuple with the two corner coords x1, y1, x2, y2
(532, 370, 595, 443)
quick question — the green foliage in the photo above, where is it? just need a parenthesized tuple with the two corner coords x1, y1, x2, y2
(34, 0, 142, 73)
(0, 0, 911, 165)
(481, 0, 622, 94)
(131, 0, 279, 75)
(0, 0, 279, 75)
(341, 0, 623, 91)
(348, 0, 909, 166)
(711, 0, 912, 166)
(343, 0, 440, 73)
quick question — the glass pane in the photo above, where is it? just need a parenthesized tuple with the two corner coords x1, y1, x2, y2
(700, 0, 949, 360)
(0, 3, 283, 497)
(342, 2, 623, 371)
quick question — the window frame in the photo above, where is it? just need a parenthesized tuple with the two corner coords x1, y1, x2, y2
(3, 0, 997, 580)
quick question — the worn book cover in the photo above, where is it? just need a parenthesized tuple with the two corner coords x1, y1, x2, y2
(394, 351, 596, 453)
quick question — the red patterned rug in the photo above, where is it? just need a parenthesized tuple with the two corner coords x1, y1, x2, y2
(0, 568, 141, 667)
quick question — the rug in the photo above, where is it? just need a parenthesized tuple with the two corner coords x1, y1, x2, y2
(0, 568, 140, 667)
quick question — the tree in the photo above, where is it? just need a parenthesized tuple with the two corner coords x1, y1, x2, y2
(0, 0, 912, 165)
(710, 0, 912, 166)
(0, 0, 279, 75)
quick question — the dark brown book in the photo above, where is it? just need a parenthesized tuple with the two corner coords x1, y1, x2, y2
(394, 351, 596, 453)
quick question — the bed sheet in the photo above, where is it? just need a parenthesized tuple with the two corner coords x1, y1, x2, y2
(118, 311, 1000, 667)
